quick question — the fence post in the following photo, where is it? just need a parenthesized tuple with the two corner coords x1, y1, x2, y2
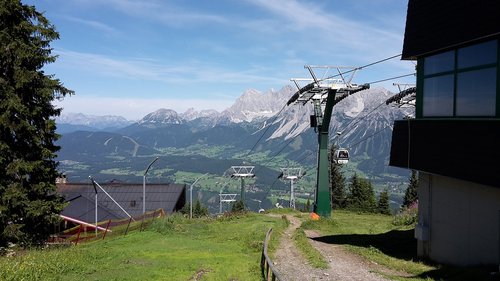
(75, 225, 82, 245)
(102, 220, 112, 240)
(140, 214, 145, 232)
(125, 217, 132, 235)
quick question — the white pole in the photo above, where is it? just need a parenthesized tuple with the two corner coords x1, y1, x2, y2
(91, 178, 134, 220)
(143, 157, 159, 215)
(190, 173, 208, 219)
(95, 192, 98, 236)
(142, 175, 146, 215)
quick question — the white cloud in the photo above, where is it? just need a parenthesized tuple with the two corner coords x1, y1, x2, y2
(91, 0, 228, 27)
(63, 16, 118, 34)
(54, 49, 287, 85)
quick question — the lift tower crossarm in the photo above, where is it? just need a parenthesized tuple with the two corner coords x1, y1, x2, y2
(278, 168, 303, 210)
(228, 166, 255, 205)
(288, 65, 368, 217)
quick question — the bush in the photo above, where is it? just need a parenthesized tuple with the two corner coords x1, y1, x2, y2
(231, 200, 245, 213)
(393, 201, 418, 226)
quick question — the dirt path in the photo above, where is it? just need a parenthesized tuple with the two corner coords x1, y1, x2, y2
(272, 215, 395, 281)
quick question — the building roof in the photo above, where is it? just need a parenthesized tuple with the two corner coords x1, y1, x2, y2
(402, 0, 500, 59)
(57, 183, 186, 223)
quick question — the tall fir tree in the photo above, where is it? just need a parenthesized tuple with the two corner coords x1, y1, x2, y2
(0, 0, 73, 247)
(402, 170, 419, 208)
(377, 189, 391, 215)
(329, 145, 346, 209)
(346, 173, 376, 212)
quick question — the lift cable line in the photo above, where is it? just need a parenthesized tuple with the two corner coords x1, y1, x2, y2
(334, 80, 416, 144)
(310, 53, 402, 86)
(245, 102, 289, 160)
(366, 73, 416, 85)
(347, 123, 393, 150)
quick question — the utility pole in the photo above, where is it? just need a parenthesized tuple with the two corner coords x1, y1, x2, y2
(289, 65, 369, 217)
(278, 168, 303, 210)
(143, 157, 159, 215)
(228, 166, 255, 206)
(190, 173, 208, 219)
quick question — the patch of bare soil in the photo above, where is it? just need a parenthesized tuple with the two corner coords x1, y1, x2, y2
(272, 215, 401, 281)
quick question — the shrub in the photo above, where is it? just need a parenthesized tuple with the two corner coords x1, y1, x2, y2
(393, 201, 418, 226)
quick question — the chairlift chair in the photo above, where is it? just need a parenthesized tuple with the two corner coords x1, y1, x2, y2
(334, 149, 349, 164)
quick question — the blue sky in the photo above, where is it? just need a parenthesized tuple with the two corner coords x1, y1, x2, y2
(27, 0, 415, 120)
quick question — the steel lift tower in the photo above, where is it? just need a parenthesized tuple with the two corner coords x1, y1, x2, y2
(278, 167, 303, 210)
(288, 66, 369, 217)
(228, 166, 255, 204)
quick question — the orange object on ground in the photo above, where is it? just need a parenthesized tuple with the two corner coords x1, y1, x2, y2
(310, 212, 320, 220)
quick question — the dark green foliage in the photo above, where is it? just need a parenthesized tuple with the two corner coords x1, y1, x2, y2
(193, 199, 208, 218)
(329, 145, 346, 209)
(377, 189, 391, 215)
(231, 200, 245, 213)
(346, 173, 376, 212)
(402, 170, 418, 208)
(0, 0, 73, 247)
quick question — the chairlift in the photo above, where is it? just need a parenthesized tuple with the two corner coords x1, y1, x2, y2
(334, 149, 349, 164)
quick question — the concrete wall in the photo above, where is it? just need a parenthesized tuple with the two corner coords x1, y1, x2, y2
(416, 173, 500, 266)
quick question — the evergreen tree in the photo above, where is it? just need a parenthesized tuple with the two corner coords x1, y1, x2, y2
(193, 199, 208, 218)
(231, 200, 245, 213)
(0, 0, 73, 247)
(346, 173, 376, 212)
(305, 198, 311, 212)
(377, 189, 391, 215)
(402, 170, 419, 208)
(329, 145, 346, 209)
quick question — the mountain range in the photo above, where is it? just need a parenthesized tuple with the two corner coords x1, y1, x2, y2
(55, 85, 412, 211)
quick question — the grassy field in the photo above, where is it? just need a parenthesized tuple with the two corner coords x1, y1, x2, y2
(0, 213, 287, 281)
(2, 210, 498, 281)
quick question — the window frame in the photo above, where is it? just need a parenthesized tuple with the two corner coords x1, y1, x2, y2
(417, 38, 499, 118)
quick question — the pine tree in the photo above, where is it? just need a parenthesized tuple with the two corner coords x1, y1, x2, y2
(0, 0, 73, 247)
(377, 189, 391, 215)
(329, 145, 346, 209)
(231, 200, 245, 213)
(305, 198, 311, 212)
(346, 173, 376, 212)
(402, 170, 419, 208)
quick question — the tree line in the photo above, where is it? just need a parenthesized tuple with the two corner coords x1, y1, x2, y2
(329, 145, 418, 215)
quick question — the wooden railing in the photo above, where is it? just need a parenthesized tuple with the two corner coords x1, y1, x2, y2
(261, 228, 283, 281)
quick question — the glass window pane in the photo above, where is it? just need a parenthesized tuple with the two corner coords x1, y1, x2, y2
(423, 75, 454, 117)
(424, 51, 454, 75)
(458, 40, 498, 69)
(456, 67, 497, 116)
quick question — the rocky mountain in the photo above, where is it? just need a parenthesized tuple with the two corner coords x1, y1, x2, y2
(138, 109, 184, 126)
(56, 112, 133, 133)
(222, 86, 295, 123)
(56, 86, 413, 187)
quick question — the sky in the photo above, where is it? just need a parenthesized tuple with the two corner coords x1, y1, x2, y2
(26, 0, 416, 120)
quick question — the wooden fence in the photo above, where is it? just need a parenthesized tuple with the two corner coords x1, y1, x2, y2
(260, 228, 283, 281)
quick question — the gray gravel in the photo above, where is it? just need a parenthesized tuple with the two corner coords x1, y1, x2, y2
(272, 215, 397, 281)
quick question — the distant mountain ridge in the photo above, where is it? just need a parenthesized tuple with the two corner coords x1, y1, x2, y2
(56, 85, 412, 183)
(57, 86, 295, 133)
(56, 112, 134, 132)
